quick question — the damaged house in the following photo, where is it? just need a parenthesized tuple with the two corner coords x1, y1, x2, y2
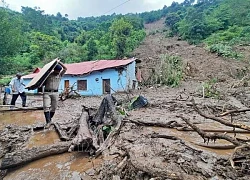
(22, 58, 139, 96)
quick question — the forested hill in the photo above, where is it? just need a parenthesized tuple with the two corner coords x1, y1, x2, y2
(0, 0, 250, 78)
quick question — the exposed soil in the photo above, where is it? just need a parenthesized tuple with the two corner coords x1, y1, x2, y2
(2, 19, 250, 179)
(133, 18, 249, 83)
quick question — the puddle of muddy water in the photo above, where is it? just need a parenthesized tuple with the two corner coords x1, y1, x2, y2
(0, 110, 44, 130)
(4, 152, 103, 180)
(26, 130, 60, 148)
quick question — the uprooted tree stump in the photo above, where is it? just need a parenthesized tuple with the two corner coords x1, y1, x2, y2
(0, 94, 123, 171)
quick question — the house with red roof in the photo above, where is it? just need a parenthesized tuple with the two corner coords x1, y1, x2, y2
(22, 58, 139, 96)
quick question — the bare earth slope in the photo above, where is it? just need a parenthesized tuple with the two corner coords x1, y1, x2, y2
(132, 18, 248, 82)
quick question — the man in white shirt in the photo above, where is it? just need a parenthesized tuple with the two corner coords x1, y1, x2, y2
(9, 72, 27, 107)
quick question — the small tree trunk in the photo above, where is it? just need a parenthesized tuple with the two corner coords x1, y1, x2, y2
(0, 142, 71, 170)
(68, 108, 93, 152)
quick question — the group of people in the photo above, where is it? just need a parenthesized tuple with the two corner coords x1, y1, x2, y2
(6, 59, 67, 128)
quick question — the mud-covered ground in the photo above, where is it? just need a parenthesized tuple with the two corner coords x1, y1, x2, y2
(2, 79, 250, 179)
(2, 19, 250, 179)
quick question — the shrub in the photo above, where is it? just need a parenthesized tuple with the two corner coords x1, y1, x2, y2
(158, 55, 183, 87)
(202, 78, 221, 99)
(207, 43, 243, 59)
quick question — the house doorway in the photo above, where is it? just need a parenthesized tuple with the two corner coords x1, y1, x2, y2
(64, 80, 69, 93)
(103, 79, 110, 94)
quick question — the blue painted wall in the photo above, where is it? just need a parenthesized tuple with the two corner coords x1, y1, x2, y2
(23, 61, 136, 96)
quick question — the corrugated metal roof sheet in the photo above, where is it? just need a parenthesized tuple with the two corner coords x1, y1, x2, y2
(23, 73, 39, 79)
(23, 58, 135, 79)
(65, 58, 135, 75)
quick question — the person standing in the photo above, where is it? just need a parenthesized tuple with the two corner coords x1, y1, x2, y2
(3, 84, 11, 105)
(43, 60, 67, 128)
(9, 73, 27, 107)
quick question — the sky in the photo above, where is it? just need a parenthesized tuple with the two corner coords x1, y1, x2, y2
(2, 0, 184, 19)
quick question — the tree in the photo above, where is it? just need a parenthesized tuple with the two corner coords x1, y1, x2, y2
(0, 8, 23, 58)
(75, 31, 87, 45)
(110, 18, 133, 58)
(28, 32, 63, 63)
(86, 38, 98, 60)
(165, 13, 181, 32)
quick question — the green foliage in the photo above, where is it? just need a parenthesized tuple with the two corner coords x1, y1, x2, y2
(75, 31, 87, 45)
(140, 10, 162, 23)
(126, 30, 146, 53)
(5, 0, 250, 76)
(205, 26, 243, 45)
(0, 5, 148, 76)
(202, 78, 221, 99)
(167, 0, 250, 45)
(207, 43, 243, 59)
(29, 32, 63, 59)
(110, 18, 133, 58)
(165, 13, 181, 32)
(86, 38, 98, 60)
(0, 76, 11, 86)
(159, 55, 183, 87)
(58, 43, 87, 63)
(0, 8, 24, 58)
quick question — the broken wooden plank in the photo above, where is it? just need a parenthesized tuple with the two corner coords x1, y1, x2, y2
(0, 106, 43, 112)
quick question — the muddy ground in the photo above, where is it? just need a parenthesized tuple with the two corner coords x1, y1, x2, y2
(1, 19, 250, 179)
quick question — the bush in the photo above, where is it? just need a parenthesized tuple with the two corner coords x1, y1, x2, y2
(202, 78, 220, 99)
(159, 55, 183, 87)
(207, 43, 243, 59)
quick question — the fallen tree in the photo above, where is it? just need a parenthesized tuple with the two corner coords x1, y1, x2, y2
(0, 94, 124, 170)
(0, 142, 71, 170)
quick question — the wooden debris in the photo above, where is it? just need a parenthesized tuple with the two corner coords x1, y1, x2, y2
(0, 142, 71, 170)
(0, 106, 43, 112)
(191, 98, 250, 132)
(178, 115, 242, 146)
(68, 107, 93, 152)
(219, 108, 250, 117)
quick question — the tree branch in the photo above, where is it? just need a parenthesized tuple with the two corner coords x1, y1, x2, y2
(177, 115, 242, 146)
(191, 98, 250, 131)
(219, 108, 250, 117)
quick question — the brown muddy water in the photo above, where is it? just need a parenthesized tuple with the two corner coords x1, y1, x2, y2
(0, 111, 44, 130)
(5, 152, 102, 180)
(0, 110, 103, 180)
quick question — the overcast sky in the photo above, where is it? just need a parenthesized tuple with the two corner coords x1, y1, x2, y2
(2, 0, 184, 19)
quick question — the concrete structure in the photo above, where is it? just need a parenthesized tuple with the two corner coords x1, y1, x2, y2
(22, 58, 138, 96)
